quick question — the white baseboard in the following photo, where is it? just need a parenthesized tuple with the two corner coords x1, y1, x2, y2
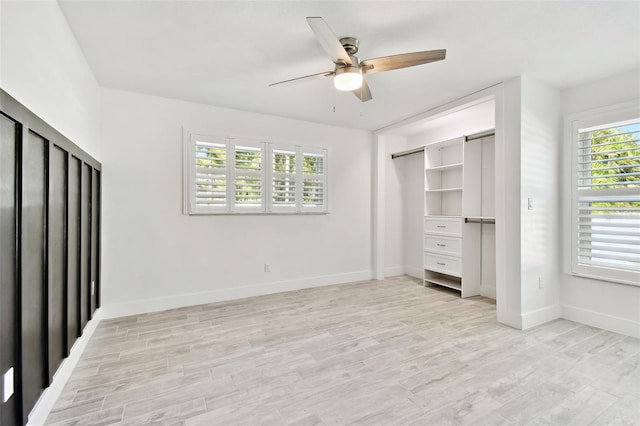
(480, 285, 496, 300)
(521, 304, 561, 330)
(384, 266, 422, 280)
(384, 266, 404, 278)
(100, 270, 372, 319)
(561, 304, 640, 338)
(27, 309, 104, 426)
(403, 266, 423, 280)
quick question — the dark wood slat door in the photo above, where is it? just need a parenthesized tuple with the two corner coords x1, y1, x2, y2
(90, 169, 100, 314)
(0, 113, 20, 426)
(1, 89, 101, 425)
(21, 130, 48, 421)
(67, 156, 81, 351)
(79, 164, 91, 330)
(48, 145, 67, 382)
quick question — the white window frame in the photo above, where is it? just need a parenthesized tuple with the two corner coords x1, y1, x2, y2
(564, 100, 640, 286)
(300, 146, 328, 213)
(183, 130, 328, 215)
(186, 133, 229, 214)
(230, 139, 266, 213)
(269, 144, 299, 213)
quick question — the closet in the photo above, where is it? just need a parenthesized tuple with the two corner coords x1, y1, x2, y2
(0, 90, 101, 426)
(422, 131, 495, 297)
(384, 98, 496, 300)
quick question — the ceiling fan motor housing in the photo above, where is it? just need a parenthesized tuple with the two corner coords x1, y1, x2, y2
(339, 37, 359, 55)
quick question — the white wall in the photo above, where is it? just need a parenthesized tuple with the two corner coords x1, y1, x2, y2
(0, 0, 101, 159)
(406, 109, 495, 149)
(100, 88, 373, 316)
(519, 77, 562, 328)
(383, 135, 408, 277)
(560, 69, 640, 337)
(493, 78, 523, 328)
(400, 153, 424, 279)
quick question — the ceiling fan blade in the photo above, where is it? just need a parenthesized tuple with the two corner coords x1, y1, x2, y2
(352, 78, 372, 102)
(306, 17, 352, 66)
(361, 49, 446, 74)
(269, 70, 334, 87)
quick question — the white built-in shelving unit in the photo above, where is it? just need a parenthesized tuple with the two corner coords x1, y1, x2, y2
(423, 132, 495, 297)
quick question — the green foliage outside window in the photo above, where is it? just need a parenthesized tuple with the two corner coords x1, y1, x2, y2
(583, 126, 639, 213)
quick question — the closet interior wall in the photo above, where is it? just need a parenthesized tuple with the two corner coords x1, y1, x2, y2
(0, 90, 101, 426)
(465, 134, 496, 298)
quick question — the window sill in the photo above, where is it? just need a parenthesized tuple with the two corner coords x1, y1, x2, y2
(568, 271, 640, 288)
(187, 211, 330, 216)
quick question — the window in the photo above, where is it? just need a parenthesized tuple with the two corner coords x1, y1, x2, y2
(567, 102, 640, 285)
(301, 148, 327, 212)
(193, 136, 227, 211)
(232, 141, 264, 212)
(184, 133, 328, 214)
(271, 146, 297, 212)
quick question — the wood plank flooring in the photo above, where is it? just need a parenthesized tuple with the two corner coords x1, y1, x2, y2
(45, 276, 640, 425)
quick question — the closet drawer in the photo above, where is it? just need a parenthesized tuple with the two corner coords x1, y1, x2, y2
(424, 234, 462, 256)
(424, 217, 462, 236)
(424, 252, 462, 277)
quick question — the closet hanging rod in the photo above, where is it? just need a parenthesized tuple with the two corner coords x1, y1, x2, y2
(391, 146, 425, 159)
(465, 129, 495, 142)
(391, 128, 494, 159)
(465, 217, 495, 224)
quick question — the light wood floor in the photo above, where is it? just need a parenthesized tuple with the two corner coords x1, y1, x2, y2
(45, 276, 640, 425)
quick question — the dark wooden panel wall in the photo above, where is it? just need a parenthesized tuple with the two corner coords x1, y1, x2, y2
(0, 90, 101, 426)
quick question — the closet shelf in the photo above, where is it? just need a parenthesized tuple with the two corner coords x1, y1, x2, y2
(424, 275, 462, 291)
(425, 188, 463, 193)
(425, 163, 463, 172)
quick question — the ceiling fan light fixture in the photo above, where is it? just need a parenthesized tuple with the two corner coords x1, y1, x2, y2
(334, 66, 362, 91)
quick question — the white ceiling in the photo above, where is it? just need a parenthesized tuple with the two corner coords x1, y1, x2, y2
(58, 1, 640, 131)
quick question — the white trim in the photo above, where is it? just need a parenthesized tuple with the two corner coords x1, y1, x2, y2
(99, 271, 372, 319)
(564, 100, 640, 286)
(26, 310, 104, 426)
(182, 127, 191, 214)
(300, 146, 328, 213)
(562, 304, 640, 338)
(403, 265, 423, 280)
(184, 131, 328, 215)
(384, 266, 405, 277)
(480, 285, 496, 300)
(384, 266, 422, 279)
(372, 135, 386, 280)
(375, 86, 499, 135)
(521, 304, 561, 330)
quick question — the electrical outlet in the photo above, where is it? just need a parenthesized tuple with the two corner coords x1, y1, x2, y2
(3, 367, 14, 403)
(264, 264, 270, 273)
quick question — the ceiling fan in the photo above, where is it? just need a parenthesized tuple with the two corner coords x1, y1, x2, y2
(270, 17, 446, 102)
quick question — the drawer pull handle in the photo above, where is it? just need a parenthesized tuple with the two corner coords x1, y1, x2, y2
(437, 225, 446, 228)
(436, 244, 446, 247)
(437, 262, 446, 266)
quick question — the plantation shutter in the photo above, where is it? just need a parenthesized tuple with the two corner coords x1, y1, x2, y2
(573, 118, 640, 283)
(271, 146, 298, 212)
(232, 140, 264, 212)
(191, 136, 228, 213)
(185, 131, 329, 215)
(301, 148, 327, 212)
